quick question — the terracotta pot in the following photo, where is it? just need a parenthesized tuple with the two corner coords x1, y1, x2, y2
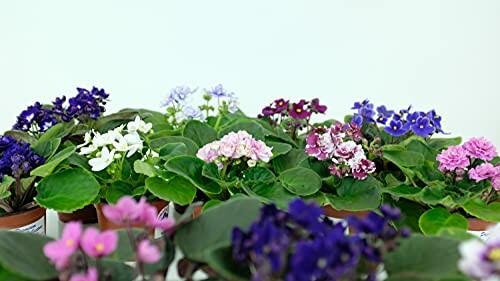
(0, 207, 46, 235)
(95, 200, 169, 231)
(467, 218, 497, 240)
(58, 205, 98, 224)
(323, 205, 370, 233)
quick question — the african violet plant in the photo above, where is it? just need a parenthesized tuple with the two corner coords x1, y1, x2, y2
(346, 99, 500, 233)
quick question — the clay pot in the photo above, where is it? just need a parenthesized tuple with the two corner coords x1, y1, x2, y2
(0, 207, 46, 234)
(95, 200, 169, 231)
(323, 206, 370, 219)
(57, 205, 98, 224)
(467, 218, 497, 240)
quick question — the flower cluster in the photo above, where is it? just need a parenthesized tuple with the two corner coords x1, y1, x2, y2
(436, 137, 499, 190)
(161, 84, 239, 127)
(459, 225, 500, 280)
(44, 196, 175, 281)
(13, 87, 109, 134)
(258, 98, 327, 138)
(232, 199, 409, 281)
(0, 135, 45, 181)
(305, 122, 376, 180)
(197, 130, 273, 170)
(351, 99, 445, 138)
(78, 116, 155, 172)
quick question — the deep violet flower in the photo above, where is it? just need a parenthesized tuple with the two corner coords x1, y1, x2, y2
(274, 98, 289, 113)
(310, 98, 327, 114)
(289, 100, 311, 119)
(384, 119, 409, 137)
(411, 117, 435, 138)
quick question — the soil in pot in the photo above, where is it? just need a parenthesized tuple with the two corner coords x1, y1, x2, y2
(95, 200, 169, 231)
(0, 207, 46, 234)
(58, 205, 98, 224)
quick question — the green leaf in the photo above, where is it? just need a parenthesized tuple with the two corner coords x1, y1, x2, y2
(133, 160, 156, 177)
(437, 227, 479, 241)
(427, 137, 462, 151)
(146, 176, 196, 205)
(4, 130, 36, 145)
(279, 167, 322, 196)
(383, 185, 423, 201)
(94, 111, 137, 133)
(266, 141, 292, 160)
(35, 168, 100, 212)
(175, 197, 262, 262)
(272, 149, 308, 173)
(98, 259, 135, 280)
(105, 181, 134, 204)
(326, 176, 382, 211)
(204, 246, 251, 281)
(165, 156, 222, 194)
(463, 199, 500, 222)
(243, 182, 298, 210)
(150, 136, 199, 156)
(385, 235, 463, 281)
(31, 138, 61, 159)
(0, 176, 14, 200)
(418, 208, 468, 235)
(382, 150, 425, 168)
(30, 146, 76, 177)
(182, 120, 218, 147)
(243, 167, 275, 184)
(158, 143, 188, 160)
(0, 231, 58, 280)
(218, 120, 265, 140)
(202, 199, 223, 212)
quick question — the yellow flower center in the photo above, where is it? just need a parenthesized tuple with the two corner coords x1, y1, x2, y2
(65, 239, 74, 247)
(96, 243, 104, 252)
(489, 248, 500, 260)
(296, 108, 302, 113)
(434, 115, 439, 119)
(412, 120, 416, 123)
(279, 101, 284, 106)
(419, 125, 424, 129)
(393, 126, 398, 130)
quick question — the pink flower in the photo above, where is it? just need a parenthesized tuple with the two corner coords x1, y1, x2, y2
(249, 139, 273, 162)
(468, 163, 498, 183)
(305, 129, 335, 160)
(334, 141, 358, 160)
(436, 145, 470, 172)
(81, 228, 118, 258)
(69, 267, 98, 281)
(103, 196, 146, 225)
(462, 137, 498, 161)
(141, 204, 176, 231)
(491, 173, 500, 191)
(352, 159, 376, 180)
(43, 221, 82, 270)
(137, 240, 161, 264)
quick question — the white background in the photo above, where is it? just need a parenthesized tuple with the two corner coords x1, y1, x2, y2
(1, 0, 499, 145)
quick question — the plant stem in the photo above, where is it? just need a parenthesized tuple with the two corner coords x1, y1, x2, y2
(0, 201, 13, 213)
(213, 114, 223, 131)
(15, 176, 22, 209)
(125, 223, 146, 280)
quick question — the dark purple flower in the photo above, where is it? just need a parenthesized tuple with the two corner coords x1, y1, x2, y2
(376, 105, 394, 118)
(274, 99, 289, 113)
(384, 119, 409, 136)
(351, 99, 370, 110)
(288, 200, 329, 235)
(352, 114, 363, 127)
(407, 111, 424, 125)
(0, 136, 45, 181)
(310, 98, 327, 114)
(411, 117, 434, 138)
(379, 205, 402, 221)
(289, 100, 311, 120)
(426, 110, 446, 134)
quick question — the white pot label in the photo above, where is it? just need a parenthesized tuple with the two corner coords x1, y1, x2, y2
(468, 230, 490, 241)
(327, 216, 349, 234)
(12, 216, 45, 234)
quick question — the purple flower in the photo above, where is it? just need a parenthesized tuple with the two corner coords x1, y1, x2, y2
(351, 99, 370, 110)
(288, 200, 329, 235)
(436, 145, 470, 172)
(137, 240, 162, 264)
(206, 84, 231, 98)
(492, 171, 500, 191)
(462, 137, 498, 161)
(12, 102, 59, 132)
(64, 87, 109, 121)
(260, 106, 276, 117)
(352, 114, 364, 127)
(352, 158, 376, 180)
(375, 105, 394, 125)
(0, 136, 45, 181)
(384, 119, 409, 137)
(274, 99, 289, 113)
(468, 163, 498, 183)
(80, 227, 118, 258)
(43, 222, 82, 270)
(407, 111, 423, 125)
(411, 117, 435, 138)
(102, 196, 147, 225)
(426, 110, 446, 134)
(69, 267, 98, 281)
(459, 226, 500, 280)
(162, 85, 197, 107)
(310, 98, 327, 114)
(289, 100, 311, 119)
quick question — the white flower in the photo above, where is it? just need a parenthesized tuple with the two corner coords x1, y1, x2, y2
(112, 134, 130, 152)
(127, 116, 152, 134)
(77, 131, 93, 149)
(93, 131, 119, 147)
(124, 132, 143, 157)
(88, 147, 116, 171)
(79, 144, 99, 155)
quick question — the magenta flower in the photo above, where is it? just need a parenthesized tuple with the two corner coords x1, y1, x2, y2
(436, 145, 470, 172)
(310, 98, 327, 114)
(137, 240, 161, 264)
(492, 173, 500, 191)
(468, 163, 498, 183)
(274, 99, 289, 113)
(289, 100, 311, 120)
(352, 158, 376, 180)
(463, 137, 498, 161)
(81, 227, 118, 258)
(69, 267, 98, 281)
(103, 196, 146, 225)
(43, 221, 82, 270)
(142, 204, 176, 231)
